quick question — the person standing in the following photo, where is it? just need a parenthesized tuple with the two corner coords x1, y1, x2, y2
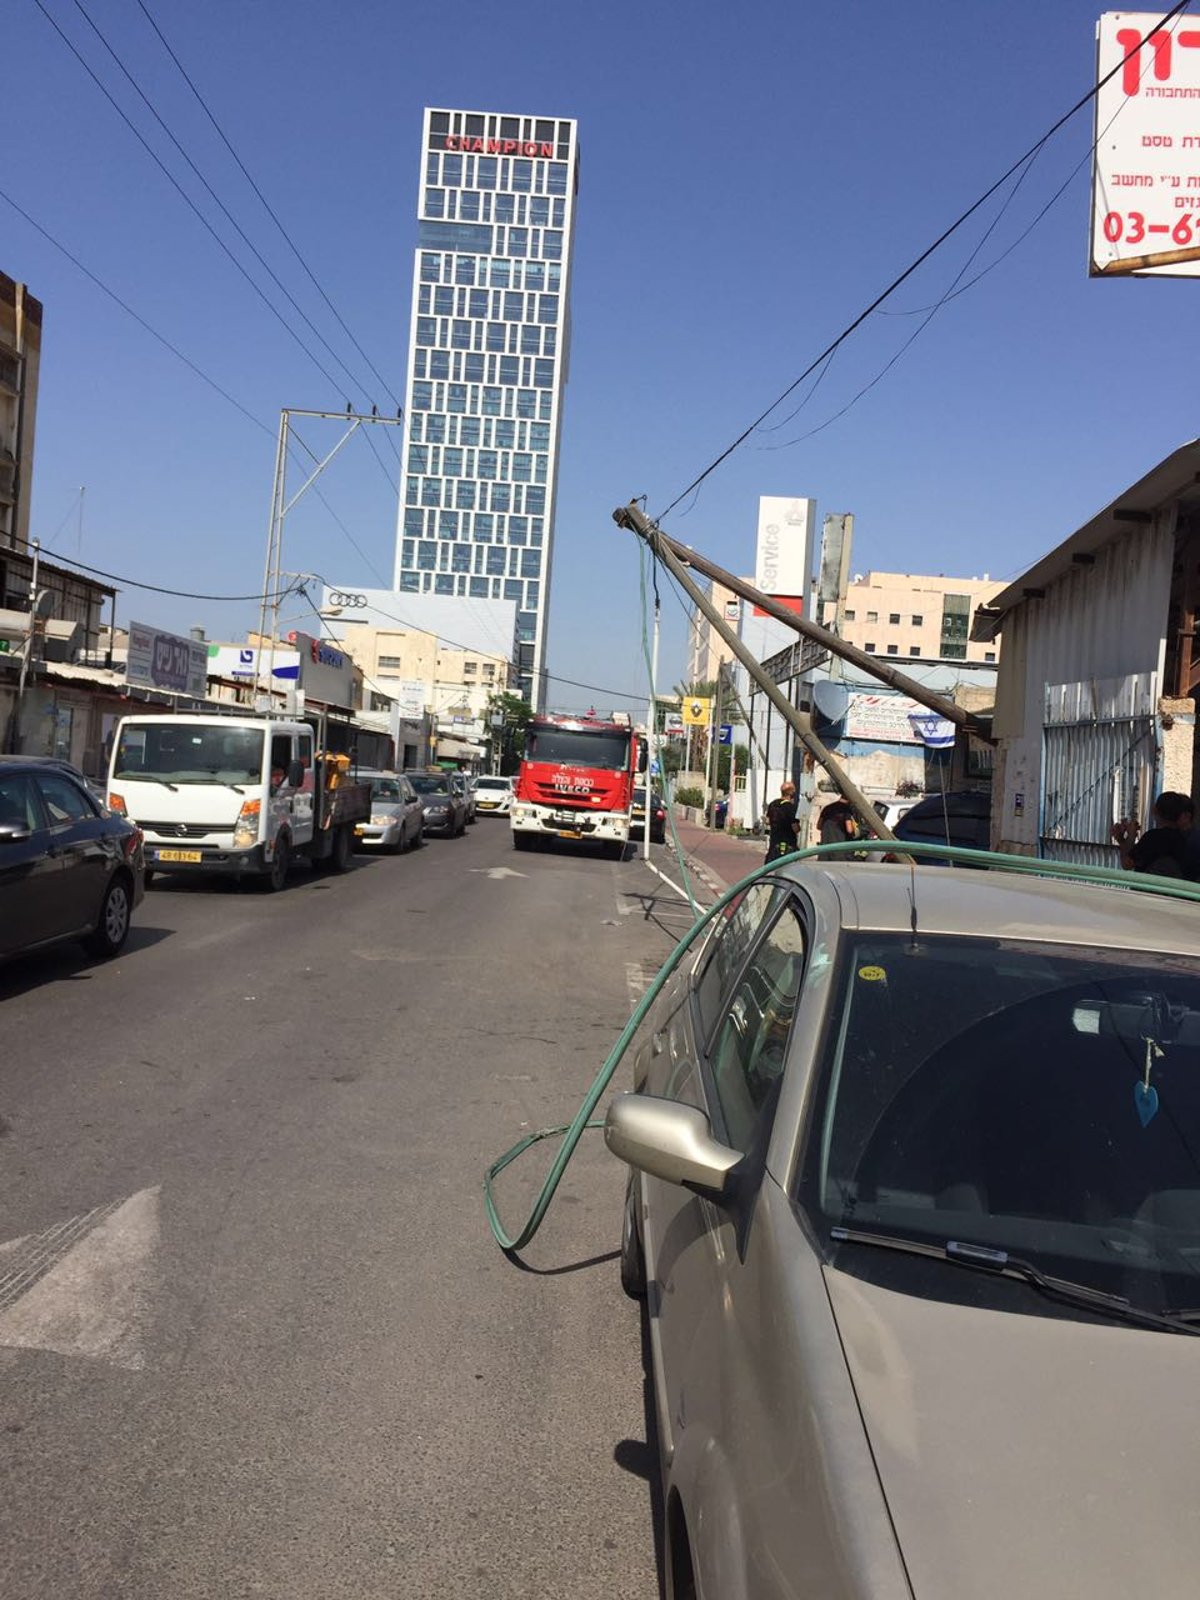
(764, 780, 800, 863)
(1115, 790, 1195, 877)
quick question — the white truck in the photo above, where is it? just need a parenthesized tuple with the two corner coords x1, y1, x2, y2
(105, 713, 370, 890)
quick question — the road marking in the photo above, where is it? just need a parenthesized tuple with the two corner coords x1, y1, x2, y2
(0, 1187, 160, 1371)
(469, 867, 527, 880)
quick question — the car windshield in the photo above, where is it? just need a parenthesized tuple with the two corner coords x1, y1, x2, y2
(370, 778, 402, 801)
(409, 774, 450, 795)
(114, 724, 263, 783)
(476, 777, 510, 790)
(523, 729, 629, 770)
(803, 934, 1200, 1315)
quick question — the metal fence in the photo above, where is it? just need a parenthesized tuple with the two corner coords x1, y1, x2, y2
(1039, 674, 1159, 867)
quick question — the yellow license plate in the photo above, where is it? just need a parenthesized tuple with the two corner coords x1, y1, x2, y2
(354, 825, 366, 833)
(157, 848, 202, 863)
(557, 830, 582, 839)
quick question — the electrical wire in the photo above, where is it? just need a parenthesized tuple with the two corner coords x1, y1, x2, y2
(31, 0, 347, 397)
(133, 0, 404, 415)
(34, 543, 296, 603)
(655, 0, 1192, 522)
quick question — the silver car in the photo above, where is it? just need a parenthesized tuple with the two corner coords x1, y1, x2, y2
(353, 771, 424, 853)
(607, 861, 1200, 1600)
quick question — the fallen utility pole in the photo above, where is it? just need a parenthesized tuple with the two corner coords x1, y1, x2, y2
(617, 508, 989, 738)
(614, 502, 898, 845)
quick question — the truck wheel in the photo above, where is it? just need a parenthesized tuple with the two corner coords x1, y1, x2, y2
(330, 824, 354, 873)
(266, 835, 291, 892)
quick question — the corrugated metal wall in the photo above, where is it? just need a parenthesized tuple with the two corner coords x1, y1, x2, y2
(993, 518, 1174, 854)
(1040, 674, 1159, 866)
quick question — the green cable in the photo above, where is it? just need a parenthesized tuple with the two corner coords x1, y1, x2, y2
(482, 839, 1200, 1255)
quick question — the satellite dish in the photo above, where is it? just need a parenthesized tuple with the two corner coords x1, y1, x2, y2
(812, 678, 849, 725)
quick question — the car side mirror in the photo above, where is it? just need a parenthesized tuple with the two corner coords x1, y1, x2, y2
(287, 759, 305, 788)
(0, 822, 32, 844)
(604, 1093, 742, 1196)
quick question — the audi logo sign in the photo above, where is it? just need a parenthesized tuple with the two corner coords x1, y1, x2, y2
(327, 591, 368, 608)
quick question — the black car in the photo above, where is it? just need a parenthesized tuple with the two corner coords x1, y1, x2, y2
(404, 770, 468, 837)
(631, 786, 667, 844)
(0, 759, 145, 963)
(891, 789, 991, 857)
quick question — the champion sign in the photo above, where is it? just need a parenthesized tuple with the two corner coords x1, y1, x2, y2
(444, 136, 555, 157)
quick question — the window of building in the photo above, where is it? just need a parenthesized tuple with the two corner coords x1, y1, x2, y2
(909, 646, 921, 656)
(985, 650, 996, 662)
(469, 577, 489, 599)
(378, 655, 402, 670)
(886, 644, 898, 655)
(911, 614, 923, 627)
(940, 593, 971, 659)
(866, 611, 878, 623)
(464, 660, 477, 675)
(864, 643, 876, 653)
(888, 613, 900, 625)
(843, 609, 855, 621)
(482, 663, 496, 680)
(434, 575, 454, 596)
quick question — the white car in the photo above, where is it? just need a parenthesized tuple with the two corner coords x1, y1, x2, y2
(473, 774, 514, 816)
(873, 796, 919, 830)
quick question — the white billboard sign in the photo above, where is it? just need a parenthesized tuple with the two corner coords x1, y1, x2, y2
(206, 644, 300, 684)
(754, 496, 815, 600)
(1091, 13, 1200, 277)
(391, 678, 429, 720)
(126, 621, 208, 698)
(845, 692, 925, 745)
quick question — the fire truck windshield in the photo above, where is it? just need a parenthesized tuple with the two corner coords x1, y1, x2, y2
(524, 729, 629, 770)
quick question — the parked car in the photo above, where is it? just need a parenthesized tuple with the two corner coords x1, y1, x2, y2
(872, 794, 918, 831)
(630, 785, 667, 844)
(473, 774, 514, 816)
(354, 770, 424, 853)
(0, 759, 144, 963)
(405, 770, 467, 837)
(891, 788, 990, 854)
(607, 860, 1200, 1600)
(0, 753, 108, 810)
(452, 772, 477, 825)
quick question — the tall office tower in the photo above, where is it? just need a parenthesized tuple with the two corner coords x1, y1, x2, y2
(393, 108, 579, 706)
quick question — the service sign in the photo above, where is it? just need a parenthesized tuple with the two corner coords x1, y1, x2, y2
(126, 621, 208, 698)
(1091, 13, 1200, 277)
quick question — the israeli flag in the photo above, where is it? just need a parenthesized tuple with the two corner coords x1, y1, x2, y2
(908, 712, 956, 749)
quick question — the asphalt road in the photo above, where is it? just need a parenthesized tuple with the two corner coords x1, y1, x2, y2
(0, 820, 701, 1598)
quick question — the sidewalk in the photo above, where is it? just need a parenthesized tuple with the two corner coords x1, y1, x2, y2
(662, 814, 765, 895)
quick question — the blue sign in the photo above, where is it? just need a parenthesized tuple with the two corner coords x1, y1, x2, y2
(650, 759, 661, 776)
(718, 723, 733, 745)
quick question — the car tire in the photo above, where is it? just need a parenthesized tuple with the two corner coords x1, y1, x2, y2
(143, 868, 156, 887)
(619, 1174, 647, 1299)
(266, 835, 291, 892)
(412, 825, 424, 849)
(456, 816, 467, 837)
(83, 874, 132, 959)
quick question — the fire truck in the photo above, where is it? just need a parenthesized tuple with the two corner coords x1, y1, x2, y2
(510, 711, 641, 856)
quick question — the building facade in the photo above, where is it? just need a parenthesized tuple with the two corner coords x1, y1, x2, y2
(686, 579, 744, 686)
(0, 274, 41, 554)
(393, 107, 579, 706)
(840, 572, 1004, 664)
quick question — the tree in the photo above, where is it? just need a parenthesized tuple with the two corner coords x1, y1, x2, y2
(486, 691, 533, 775)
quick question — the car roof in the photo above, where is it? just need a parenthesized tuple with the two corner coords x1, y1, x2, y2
(776, 860, 1200, 958)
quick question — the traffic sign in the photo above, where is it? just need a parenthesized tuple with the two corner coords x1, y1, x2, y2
(682, 696, 712, 727)
(717, 723, 733, 745)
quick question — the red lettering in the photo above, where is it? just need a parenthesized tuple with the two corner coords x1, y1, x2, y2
(541, 142, 554, 158)
(1117, 27, 1185, 95)
(487, 138, 501, 154)
(502, 139, 517, 154)
(445, 134, 459, 150)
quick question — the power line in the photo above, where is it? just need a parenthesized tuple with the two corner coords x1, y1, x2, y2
(657, 0, 1192, 521)
(35, 543, 296, 602)
(31, 0, 348, 396)
(133, 0, 404, 413)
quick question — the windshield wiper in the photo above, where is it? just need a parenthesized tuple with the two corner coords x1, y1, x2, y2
(830, 1225, 1199, 1336)
(116, 773, 178, 790)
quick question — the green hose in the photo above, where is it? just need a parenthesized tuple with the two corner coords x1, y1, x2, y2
(483, 841, 1200, 1253)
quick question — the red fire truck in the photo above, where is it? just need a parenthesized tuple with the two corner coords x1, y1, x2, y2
(510, 712, 640, 856)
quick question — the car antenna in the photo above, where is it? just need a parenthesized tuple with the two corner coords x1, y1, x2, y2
(907, 857, 920, 949)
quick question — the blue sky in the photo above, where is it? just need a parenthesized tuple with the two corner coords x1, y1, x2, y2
(6, 2, 1195, 709)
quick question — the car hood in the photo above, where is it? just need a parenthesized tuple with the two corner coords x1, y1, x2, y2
(824, 1267, 1200, 1600)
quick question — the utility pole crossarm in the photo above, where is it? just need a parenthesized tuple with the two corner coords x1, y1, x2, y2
(614, 502, 989, 739)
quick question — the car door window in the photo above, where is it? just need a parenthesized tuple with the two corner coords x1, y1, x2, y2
(705, 902, 808, 1150)
(0, 773, 43, 834)
(693, 881, 780, 1045)
(35, 772, 96, 828)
